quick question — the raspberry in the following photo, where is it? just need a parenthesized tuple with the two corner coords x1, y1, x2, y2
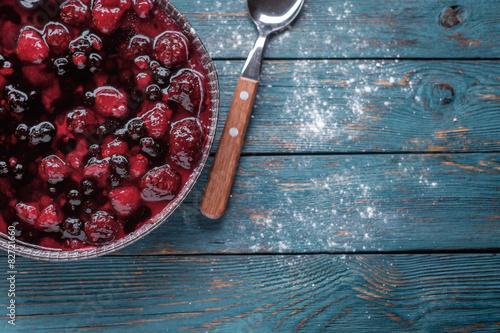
(132, 0, 154, 18)
(153, 31, 190, 68)
(15, 202, 39, 225)
(43, 22, 71, 54)
(88, 33, 103, 51)
(134, 55, 150, 70)
(102, 137, 128, 158)
(39, 155, 68, 184)
(16, 28, 50, 64)
(60, 0, 90, 26)
(141, 105, 172, 139)
(36, 204, 62, 232)
(94, 87, 128, 118)
(135, 72, 153, 91)
(109, 186, 141, 217)
(92, 0, 130, 34)
(67, 107, 97, 135)
(72, 52, 87, 69)
(127, 35, 151, 58)
(140, 165, 181, 201)
(169, 118, 203, 169)
(167, 70, 203, 113)
(84, 211, 119, 245)
(83, 157, 111, 185)
(67, 152, 83, 170)
(129, 154, 149, 179)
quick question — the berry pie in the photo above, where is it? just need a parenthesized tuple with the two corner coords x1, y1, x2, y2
(0, 0, 214, 252)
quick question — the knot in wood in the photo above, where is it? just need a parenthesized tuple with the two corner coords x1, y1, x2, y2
(438, 6, 464, 28)
(431, 83, 455, 105)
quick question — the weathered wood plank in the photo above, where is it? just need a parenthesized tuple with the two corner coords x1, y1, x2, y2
(213, 60, 500, 154)
(111, 153, 500, 255)
(174, 0, 500, 59)
(2, 254, 500, 332)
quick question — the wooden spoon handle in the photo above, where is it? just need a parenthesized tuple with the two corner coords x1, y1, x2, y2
(201, 76, 259, 219)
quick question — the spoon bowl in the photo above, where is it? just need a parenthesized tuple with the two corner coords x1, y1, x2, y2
(249, 0, 305, 34)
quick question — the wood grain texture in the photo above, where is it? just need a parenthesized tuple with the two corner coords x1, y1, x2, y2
(2, 254, 500, 332)
(173, 0, 500, 59)
(202, 77, 259, 219)
(212, 60, 500, 154)
(113, 153, 500, 255)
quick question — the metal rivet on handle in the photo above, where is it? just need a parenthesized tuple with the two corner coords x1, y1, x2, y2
(240, 91, 249, 101)
(229, 127, 239, 137)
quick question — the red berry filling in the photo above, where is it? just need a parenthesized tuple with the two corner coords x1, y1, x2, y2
(0, 0, 212, 251)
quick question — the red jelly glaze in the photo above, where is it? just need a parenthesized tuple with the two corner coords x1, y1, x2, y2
(0, 0, 212, 251)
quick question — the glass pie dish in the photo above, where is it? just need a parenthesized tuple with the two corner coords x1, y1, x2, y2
(0, 0, 219, 261)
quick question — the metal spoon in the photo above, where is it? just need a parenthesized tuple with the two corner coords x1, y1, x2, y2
(201, 0, 305, 219)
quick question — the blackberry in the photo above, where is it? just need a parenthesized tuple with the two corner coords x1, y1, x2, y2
(53, 57, 70, 76)
(6, 85, 28, 113)
(81, 178, 97, 197)
(28, 122, 56, 145)
(83, 91, 95, 107)
(82, 199, 98, 214)
(12, 163, 25, 181)
(126, 118, 147, 140)
(152, 66, 170, 85)
(62, 217, 83, 237)
(0, 160, 9, 177)
(67, 189, 82, 207)
(145, 84, 162, 101)
(110, 155, 129, 178)
(140, 137, 164, 160)
(15, 123, 29, 141)
(88, 53, 102, 73)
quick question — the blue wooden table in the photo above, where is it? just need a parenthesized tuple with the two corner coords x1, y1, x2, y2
(2, 0, 500, 331)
